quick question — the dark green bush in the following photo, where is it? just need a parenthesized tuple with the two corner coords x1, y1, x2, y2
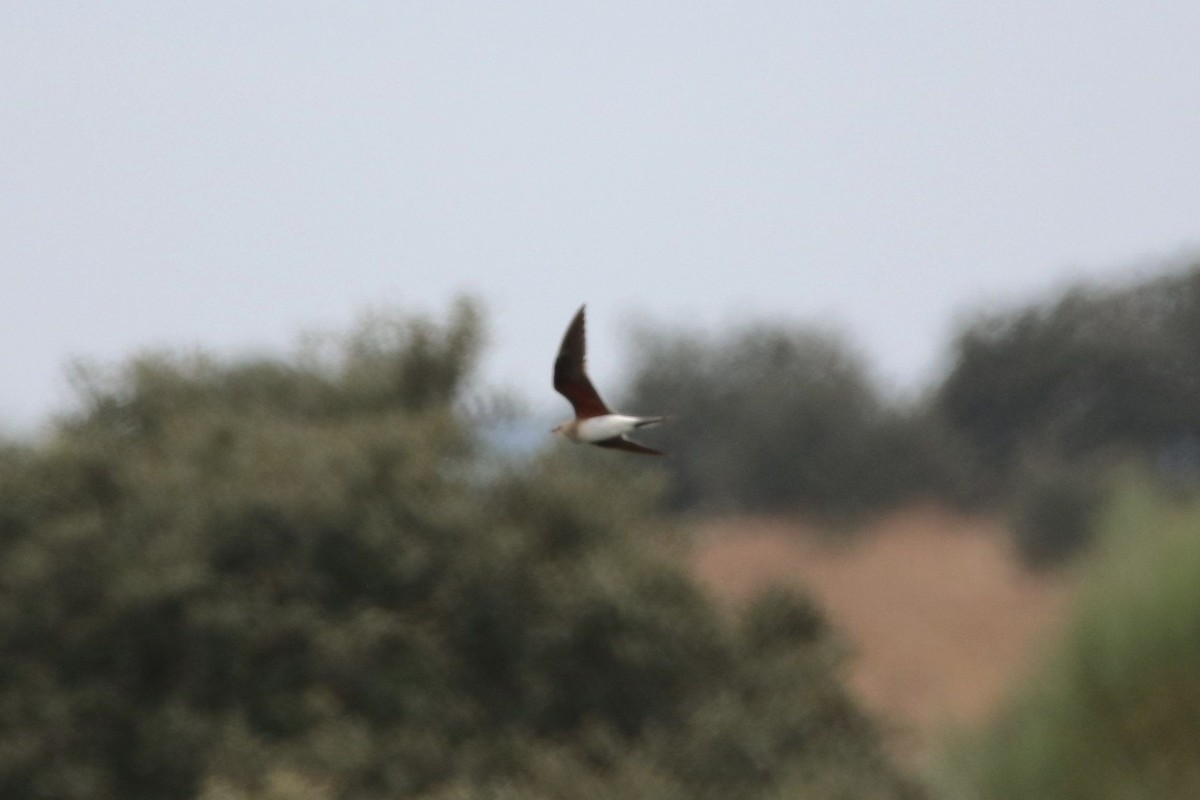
(0, 302, 918, 800)
(1008, 460, 1104, 569)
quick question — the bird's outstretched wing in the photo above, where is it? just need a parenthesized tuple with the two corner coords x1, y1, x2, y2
(553, 305, 612, 419)
(594, 436, 664, 456)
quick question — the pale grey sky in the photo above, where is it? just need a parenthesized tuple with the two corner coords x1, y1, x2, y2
(4, 3, 1200, 432)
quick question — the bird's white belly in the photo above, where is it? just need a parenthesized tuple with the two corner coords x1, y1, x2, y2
(576, 415, 638, 442)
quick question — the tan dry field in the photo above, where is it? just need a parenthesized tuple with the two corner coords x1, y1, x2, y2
(687, 505, 1075, 764)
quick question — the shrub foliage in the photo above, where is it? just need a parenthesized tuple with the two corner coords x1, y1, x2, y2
(0, 302, 919, 800)
(939, 479, 1200, 799)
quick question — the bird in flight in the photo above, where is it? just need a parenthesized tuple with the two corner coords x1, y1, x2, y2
(551, 304, 669, 455)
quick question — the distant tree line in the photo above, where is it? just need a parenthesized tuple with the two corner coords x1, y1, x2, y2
(933, 265, 1200, 564)
(934, 266, 1200, 476)
(623, 261, 1200, 560)
(620, 322, 974, 521)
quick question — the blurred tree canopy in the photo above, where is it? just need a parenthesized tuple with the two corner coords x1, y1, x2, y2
(621, 322, 971, 520)
(935, 264, 1200, 477)
(931, 263, 1200, 565)
(0, 300, 919, 800)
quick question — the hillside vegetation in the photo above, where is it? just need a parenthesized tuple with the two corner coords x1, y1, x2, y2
(0, 302, 919, 800)
(935, 477, 1200, 798)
